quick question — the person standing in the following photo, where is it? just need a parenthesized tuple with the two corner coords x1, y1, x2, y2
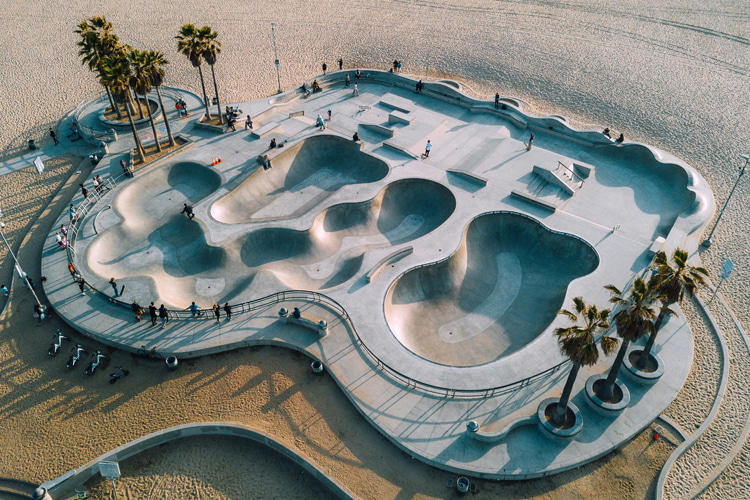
(213, 303, 221, 322)
(397, 61, 402, 72)
(69, 204, 76, 222)
(393, 59, 399, 72)
(224, 302, 232, 321)
(245, 115, 253, 130)
(79, 184, 88, 199)
(149, 302, 158, 326)
(316, 114, 326, 130)
(55, 232, 63, 248)
(322, 62, 327, 74)
(49, 128, 59, 145)
(424, 140, 432, 157)
(1, 285, 9, 297)
(131, 300, 143, 321)
(188, 301, 200, 317)
(526, 132, 534, 151)
(327, 109, 332, 121)
(159, 304, 168, 328)
(110, 277, 119, 297)
(338, 58, 343, 70)
(355, 69, 361, 80)
(352, 83, 359, 97)
(494, 93, 500, 109)
(344, 74, 350, 88)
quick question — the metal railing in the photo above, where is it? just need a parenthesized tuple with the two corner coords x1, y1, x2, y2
(63, 170, 573, 399)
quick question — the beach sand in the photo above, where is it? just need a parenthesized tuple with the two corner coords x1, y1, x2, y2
(1, 0, 749, 497)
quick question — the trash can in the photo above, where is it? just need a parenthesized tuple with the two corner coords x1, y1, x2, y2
(311, 360, 324, 374)
(28, 139, 36, 150)
(166, 355, 178, 370)
(212, 97, 219, 105)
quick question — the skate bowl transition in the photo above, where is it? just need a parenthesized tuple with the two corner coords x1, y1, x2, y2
(384, 212, 599, 367)
(211, 135, 390, 223)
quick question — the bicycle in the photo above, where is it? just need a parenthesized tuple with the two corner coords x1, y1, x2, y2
(136, 345, 164, 360)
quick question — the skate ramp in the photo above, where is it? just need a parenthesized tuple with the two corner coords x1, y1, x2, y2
(211, 135, 389, 223)
(385, 212, 599, 367)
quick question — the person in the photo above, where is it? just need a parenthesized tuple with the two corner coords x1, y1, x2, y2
(397, 61, 402, 72)
(60, 236, 67, 249)
(92, 176, 101, 194)
(526, 132, 534, 151)
(615, 133, 624, 143)
(301, 83, 311, 97)
(227, 115, 236, 132)
(120, 159, 131, 177)
(60, 224, 67, 237)
(355, 69, 361, 80)
(149, 302, 158, 326)
(353, 132, 359, 142)
(1, 285, 8, 297)
(159, 304, 168, 328)
(494, 93, 500, 110)
(49, 128, 59, 145)
(603, 127, 612, 138)
(269, 138, 277, 149)
(338, 58, 343, 70)
(110, 277, 119, 297)
(76, 275, 85, 295)
(344, 74, 350, 88)
(27, 277, 35, 290)
(175, 102, 181, 115)
(415, 80, 424, 94)
(316, 114, 326, 130)
(131, 300, 143, 322)
(69, 204, 76, 222)
(34, 304, 45, 325)
(180, 99, 189, 116)
(327, 109, 332, 121)
(181, 203, 195, 220)
(68, 121, 81, 139)
(68, 263, 76, 278)
(312, 80, 321, 93)
(56, 232, 63, 247)
(322, 62, 327, 74)
(224, 302, 232, 321)
(213, 303, 221, 322)
(293, 307, 301, 319)
(263, 157, 272, 171)
(393, 59, 399, 72)
(188, 301, 200, 317)
(352, 83, 359, 97)
(424, 140, 432, 157)
(79, 184, 88, 199)
(245, 115, 253, 130)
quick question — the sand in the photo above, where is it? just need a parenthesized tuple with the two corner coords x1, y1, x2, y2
(1, 0, 749, 498)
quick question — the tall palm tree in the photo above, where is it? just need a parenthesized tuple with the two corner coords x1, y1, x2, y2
(600, 278, 663, 400)
(201, 27, 223, 125)
(176, 24, 211, 119)
(75, 17, 123, 118)
(143, 50, 175, 147)
(101, 55, 145, 161)
(553, 297, 617, 427)
(638, 249, 708, 369)
(129, 50, 161, 152)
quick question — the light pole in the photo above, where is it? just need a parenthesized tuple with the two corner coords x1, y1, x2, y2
(702, 153, 750, 248)
(0, 220, 43, 309)
(271, 22, 282, 94)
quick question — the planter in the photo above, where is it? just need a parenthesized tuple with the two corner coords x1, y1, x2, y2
(311, 360, 324, 374)
(623, 345, 664, 385)
(584, 374, 630, 416)
(166, 355, 179, 371)
(537, 398, 583, 441)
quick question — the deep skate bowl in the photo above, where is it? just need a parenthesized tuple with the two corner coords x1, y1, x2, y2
(385, 212, 599, 367)
(84, 175, 454, 306)
(211, 135, 389, 224)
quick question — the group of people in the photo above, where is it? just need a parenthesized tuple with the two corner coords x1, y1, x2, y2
(175, 99, 189, 117)
(184, 301, 233, 322)
(55, 230, 68, 249)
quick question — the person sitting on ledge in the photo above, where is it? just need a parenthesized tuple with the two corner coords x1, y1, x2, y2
(269, 137, 277, 149)
(415, 80, 424, 94)
(131, 300, 143, 322)
(352, 132, 359, 142)
(603, 127, 612, 138)
(312, 80, 321, 93)
(615, 133, 624, 143)
(293, 307, 301, 319)
(301, 83, 311, 97)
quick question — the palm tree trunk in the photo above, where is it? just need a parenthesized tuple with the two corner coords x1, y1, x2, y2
(124, 104, 146, 162)
(553, 364, 580, 426)
(155, 86, 175, 147)
(636, 309, 668, 370)
(210, 64, 223, 125)
(144, 91, 161, 153)
(134, 90, 145, 120)
(105, 86, 122, 119)
(600, 339, 630, 401)
(197, 65, 211, 119)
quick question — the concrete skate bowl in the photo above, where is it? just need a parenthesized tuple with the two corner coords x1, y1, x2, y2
(211, 135, 389, 224)
(240, 179, 456, 290)
(384, 212, 599, 367)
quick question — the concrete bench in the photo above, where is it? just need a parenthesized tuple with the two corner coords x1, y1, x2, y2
(447, 169, 488, 186)
(361, 123, 396, 137)
(465, 410, 538, 443)
(388, 110, 415, 125)
(379, 93, 415, 114)
(251, 121, 281, 139)
(278, 307, 328, 337)
(510, 190, 558, 212)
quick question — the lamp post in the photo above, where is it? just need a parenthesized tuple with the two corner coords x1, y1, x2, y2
(271, 22, 282, 94)
(702, 153, 750, 248)
(0, 219, 43, 309)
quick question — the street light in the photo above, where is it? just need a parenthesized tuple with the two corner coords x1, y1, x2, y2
(0, 219, 43, 309)
(271, 22, 282, 94)
(702, 153, 750, 248)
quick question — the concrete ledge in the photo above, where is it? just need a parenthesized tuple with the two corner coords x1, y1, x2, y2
(42, 422, 354, 500)
(361, 123, 395, 137)
(251, 121, 281, 138)
(510, 190, 558, 212)
(466, 412, 537, 443)
(382, 140, 420, 159)
(279, 308, 328, 337)
(388, 110, 415, 125)
(447, 169, 488, 186)
(379, 94, 415, 114)
(366, 247, 413, 283)
(194, 115, 226, 134)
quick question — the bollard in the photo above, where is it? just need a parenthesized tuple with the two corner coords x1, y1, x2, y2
(109, 129, 117, 141)
(32, 487, 52, 500)
(99, 141, 109, 154)
(278, 307, 289, 323)
(318, 320, 328, 337)
(466, 421, 479, 433)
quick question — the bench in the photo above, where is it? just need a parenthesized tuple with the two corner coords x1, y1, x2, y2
(278, 307, 328, 337)
(251, 121, 281, 139)
(388, 110, 415, 125)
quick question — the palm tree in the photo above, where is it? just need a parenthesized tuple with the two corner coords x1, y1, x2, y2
(638, 249, 708, 369)
(101, 55, 145, 161)
(553, 297, 617, 427)
(129, 50, 161, 152)
(176, 24, 211, 119)
(143, 50, 175, 147)
(200, 26, 224, 125)
(75, 17, 123, 118)
(599, 278, 663, 400)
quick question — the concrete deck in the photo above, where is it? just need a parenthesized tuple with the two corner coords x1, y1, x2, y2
(41, 71, 714, 480)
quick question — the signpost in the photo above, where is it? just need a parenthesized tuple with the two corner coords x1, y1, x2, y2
(98, 461, 121, 500)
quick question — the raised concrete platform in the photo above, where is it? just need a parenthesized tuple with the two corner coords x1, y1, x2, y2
(42, 71, 714, 480)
